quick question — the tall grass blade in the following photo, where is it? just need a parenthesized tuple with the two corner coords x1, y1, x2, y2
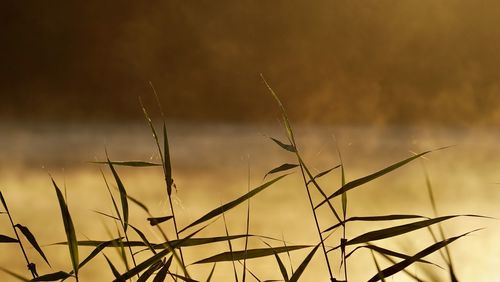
(137, 261, 163, 282)
(370, 250, 386, 282)
(103, 254, 121, 278)
(367, 229, 481, 282)
(345, 244, 436, 266)
(152, 256, 173, 282)
(194, 245, 312, 264)
(113, 220, 209, 281)
(206, 263, 216, 282)
(222, 212, 239, 282)
(0, 234, 18, 243)
(106, 157, 129, 233)
(163, 122, 174, 196)
(129, 225, 157, 254)
(346, 215, 478, 246)
(306, 165, 341, 185)
(126, 194, 150, 214)
(58, 234, 255, 249)
(316, 147, 450, 208)
(179, 174, 288, 233)
(264, 163, 298, 179)
(77, 238, 123, 271)
(31, 271, 71, 281)
(15, 224, 50, 266)
(423, 166, 458, 281)
(51, 178, 79, 278)
(262, 241, 288, 282)
(323, 214, 427, 233)
(288, 243, 320, 282)
(91, 161, 161, 167)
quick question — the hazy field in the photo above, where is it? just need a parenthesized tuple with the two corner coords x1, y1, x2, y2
(0, 122, 498, 281)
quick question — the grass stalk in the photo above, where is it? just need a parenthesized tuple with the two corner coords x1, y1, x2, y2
(0, 191, 37, 279)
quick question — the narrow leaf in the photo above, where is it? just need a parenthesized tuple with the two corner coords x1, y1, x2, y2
(103, 254, 121, 278)
(107, 157, 129, 232)
(370, 250, 386, 282)
(194, 245, 312, 264)
(137, 261, 163, 282)
(127, 194, 150, 214)
(264, 163, 298, 179)
(323, 214, 427, 233)
(77, 238, 123, 271)
(206, 263, 216, 282)
(306, 165, 341, 185)
(347, 215, 480, 246)
(52, 178, 79, 277)
(346, 244, 436, 266)
(179, 174, 288, 233)
(91, 161, 161, 167)
(367, 230, 480, 282)
(289, 244, 320, 282)
(163, 122, 174, 196)
(153, 256, 173, 282)
(15, 224, 50, 266)
(0, 234, 18, 243)
(31, 271, 71, 281)
(270, 137, 296, 153)
(148, 216, 174, 226)
(316, 148, 449, 208)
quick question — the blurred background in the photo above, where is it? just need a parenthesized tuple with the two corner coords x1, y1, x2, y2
(1, 1, 500, 281)
(2, 0, 500, 125)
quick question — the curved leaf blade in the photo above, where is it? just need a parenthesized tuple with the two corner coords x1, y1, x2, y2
(179, 174, 288, 233)
(52, 178, 79, 277)
(194, 245, 311, 264)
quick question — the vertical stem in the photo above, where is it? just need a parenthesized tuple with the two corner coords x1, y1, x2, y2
(296, 164, 335, 281)
(0, 192, 36, 278)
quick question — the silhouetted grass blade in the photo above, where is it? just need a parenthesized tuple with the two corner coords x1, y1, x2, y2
(147, 216, 174, 226)
(91, 161, 161, 167)
(206, 263, 216, 282)
(103, 254, 120, 279)
(51, 178, 79, 278)
(15, 224, 50, 266)
(289, 244, 320, 282)
(306, 165, 341, 185)
(346, 244, 436, 266)
(323, 214, 427, 233)
(194, 245, 311, 264)
(316, 148, 447, 208)
(129, 225, 156, 254)
(152, 256, 172, 282)
(264, 163, 298, 179)
(367, 229, 480, 282)
(137, 261, 163, 282)
(126, 194, 150, 214)
(163, 122, 174, 196)
(31, 271, 71, 281)
(0, 234, 18, 243)
(347, 215, 481, 246)
(77, 239, 122, 271)
(106, 157, 129, 232)
(370, 250, 386, 282)
(179, 174, 288, 233)
(168, 273, 198, 282)
(270, 137, 296, 153)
